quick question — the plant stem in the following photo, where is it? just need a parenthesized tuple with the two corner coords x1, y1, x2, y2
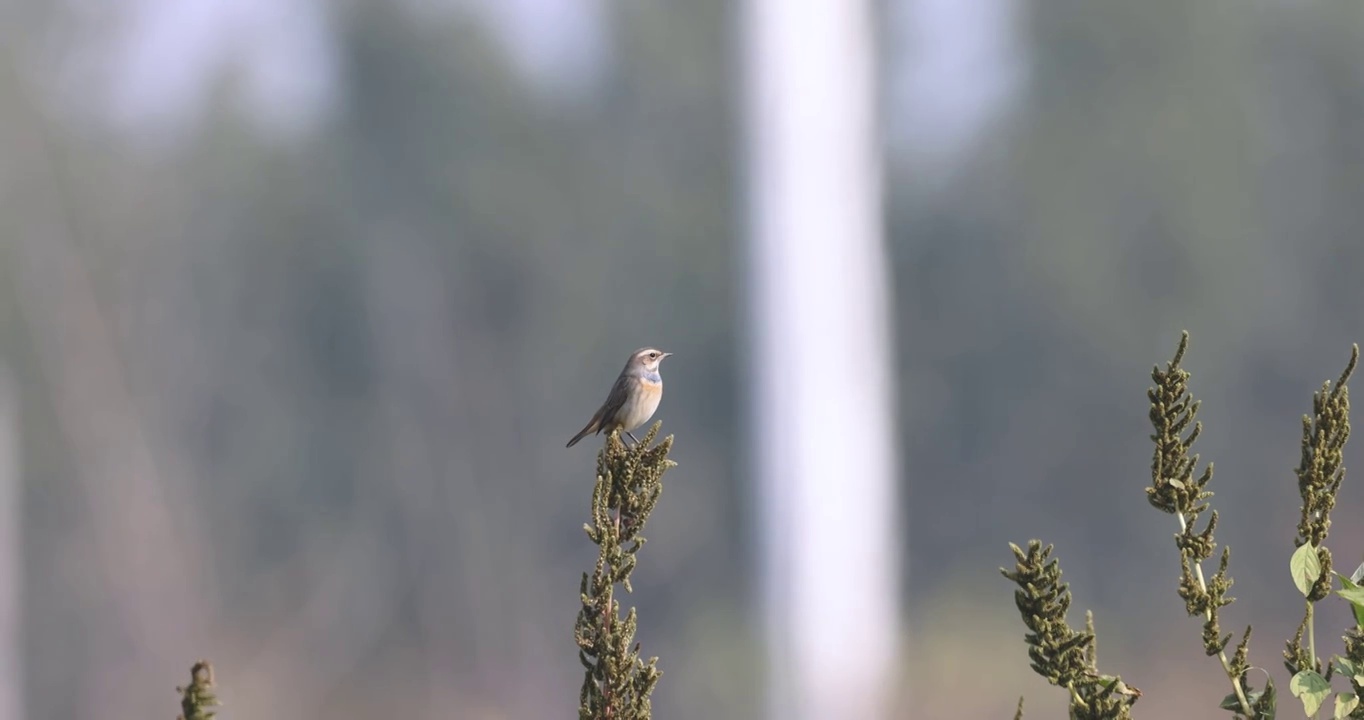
(1178, 512, 1254, 716)
(600, 506, 622, 719)
(1307, 601, 1316, 672)
(1307, 600, 1318, 719)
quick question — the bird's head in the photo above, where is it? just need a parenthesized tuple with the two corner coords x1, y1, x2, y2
(630, 347, 672, 373)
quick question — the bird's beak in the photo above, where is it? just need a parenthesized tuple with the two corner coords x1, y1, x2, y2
(662, 352, 674, 358)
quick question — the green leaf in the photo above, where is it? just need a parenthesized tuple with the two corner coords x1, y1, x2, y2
(1336, 574, 1364, 627)
(1291, 670, 1330, 716)
(1337, 576, 1364, 602)
(1258, 678, 1278, 720)
(1225, 681, 1277, 719)
(1292, 543, 1323, 597)
(1336, 692, 1359, 720)
(1350, 561, 1364, 585)
(1335, 657, 1358, 677)
(1345, 656, 1364, 688)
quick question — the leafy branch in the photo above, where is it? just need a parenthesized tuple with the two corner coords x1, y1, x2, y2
(176, 660, 219, 720)
(1283, 344, 1359, 718)
(574, 423, 675, 720)
(1145, 331, 1261, 717)
(1005, 333, 1364, 719)
(1001, 540, 1140, 719)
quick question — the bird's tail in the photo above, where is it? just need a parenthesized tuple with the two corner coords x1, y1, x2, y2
(565, 419, 600, 448)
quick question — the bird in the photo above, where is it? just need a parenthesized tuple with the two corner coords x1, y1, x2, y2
(566, 347, 673, 448)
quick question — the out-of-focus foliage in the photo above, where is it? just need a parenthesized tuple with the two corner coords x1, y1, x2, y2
(1, 0, 1364, 718)
(3, 3, 737, 719)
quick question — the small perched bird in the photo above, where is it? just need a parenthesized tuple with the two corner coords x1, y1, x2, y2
(566, 347, 673, 448)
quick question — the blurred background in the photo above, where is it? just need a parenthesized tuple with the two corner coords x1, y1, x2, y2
(2, 0, 1364, 718)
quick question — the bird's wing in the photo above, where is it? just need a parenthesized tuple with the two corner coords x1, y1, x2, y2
(596, 372, 634, 424)
(566, 373, 633, 447)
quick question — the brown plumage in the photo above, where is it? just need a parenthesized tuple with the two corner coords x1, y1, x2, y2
(566, 347, 672, 447)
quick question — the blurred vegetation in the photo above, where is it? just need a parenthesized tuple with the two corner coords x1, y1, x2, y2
(1, 0, 1363, 718)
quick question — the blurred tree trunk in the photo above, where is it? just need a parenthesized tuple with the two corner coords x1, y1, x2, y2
(4, 79, 212, 716)
(0, 370, 20, 720)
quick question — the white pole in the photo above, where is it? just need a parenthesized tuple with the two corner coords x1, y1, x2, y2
(742, 0, 901, 718)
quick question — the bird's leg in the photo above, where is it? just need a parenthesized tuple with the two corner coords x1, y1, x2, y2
(626, 431, 641, 445)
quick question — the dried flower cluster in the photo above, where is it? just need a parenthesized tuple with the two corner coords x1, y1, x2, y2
(1002, 540, 1138, 720)
(574, 423, 675, 720)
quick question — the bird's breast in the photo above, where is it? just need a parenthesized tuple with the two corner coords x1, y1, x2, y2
(635, 376, 663, 400)
(618, 376, 663, 430)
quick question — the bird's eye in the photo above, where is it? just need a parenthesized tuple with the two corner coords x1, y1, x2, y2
(650, 352, 659, 358)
